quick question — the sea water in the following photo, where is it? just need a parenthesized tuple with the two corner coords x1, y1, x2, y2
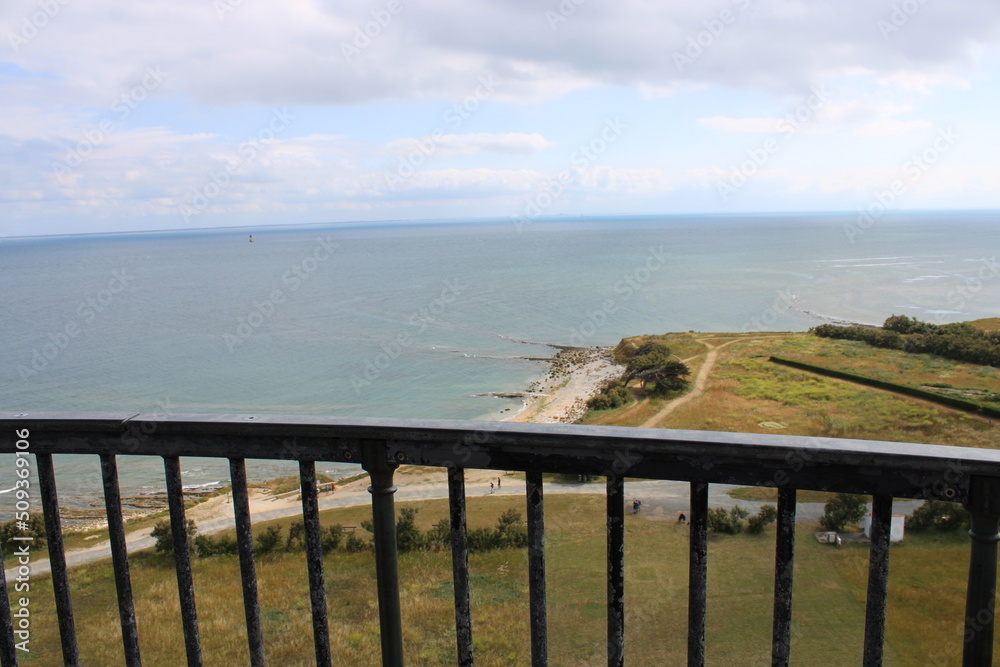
(2, 211, 998, 507)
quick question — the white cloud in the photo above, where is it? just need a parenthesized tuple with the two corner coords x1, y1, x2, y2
(698, 117, 781, 133)
(855, 119, 933, 137)
(386, 132, 554, 157)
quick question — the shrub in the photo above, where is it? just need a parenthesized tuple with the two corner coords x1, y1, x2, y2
(194, 533, 238, 557)
(0, 513, 46, 550)
(254, 526, 283, 555)
(321, 525, 344, 554)
(426, 520, 451, 549)
(343, 533, 369, 553)
(819, 493, 868, 531)
(907, 500, 970, 532)
(286, 521, 305, 551)
(396, 507, 425, 553)
(746, 504, 778, 534)
(708, 506, 749, 534)
(151, 519, 197, 554)
(587, 380, 631, 410)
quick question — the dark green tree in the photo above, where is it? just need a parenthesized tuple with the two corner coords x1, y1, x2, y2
(623, 342, 690, 395)
(819, 493, 868, 531)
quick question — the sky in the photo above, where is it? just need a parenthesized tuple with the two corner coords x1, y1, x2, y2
(2, 0, 1000, 237)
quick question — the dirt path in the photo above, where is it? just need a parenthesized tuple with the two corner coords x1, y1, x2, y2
(639, 337, 742, 428)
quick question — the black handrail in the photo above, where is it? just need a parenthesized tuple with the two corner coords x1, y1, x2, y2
(2, 412, 1000, 666)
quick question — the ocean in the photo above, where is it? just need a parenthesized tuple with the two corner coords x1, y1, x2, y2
(2, 211, 998, 511)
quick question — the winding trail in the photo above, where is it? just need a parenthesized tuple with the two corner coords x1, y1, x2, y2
(640, 337, 741, 428)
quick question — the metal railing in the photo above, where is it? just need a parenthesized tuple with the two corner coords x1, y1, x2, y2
(2, 412, 1000, 666)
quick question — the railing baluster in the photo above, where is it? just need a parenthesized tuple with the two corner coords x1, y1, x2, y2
(447, 467, 473, 666)
(863, 493, 892, 666)
(163, 456, 202, 667)
(361, 442, 404, 666)
(100, 454, 141, 666)
(962, 475, 1000, 666)
(526, 470, 547, 667)
(229, 458, 265, 667)
(771, 487, 796, 666)
(298, 460, 331, 666)
(607, 474, 625, 667)
(0, 538, 17, 667)
(35, 453, 78, 666)
(688, 482, 708, 667)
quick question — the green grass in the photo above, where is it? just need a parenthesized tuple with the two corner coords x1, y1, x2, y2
(9, 493, 992, 665)
(727, 486, 836, 503)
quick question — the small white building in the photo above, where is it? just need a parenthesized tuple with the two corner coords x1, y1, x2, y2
(863, 514, 905, 542)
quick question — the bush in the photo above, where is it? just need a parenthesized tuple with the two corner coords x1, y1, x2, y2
(907, 500, 970, 532)
(0, 513, 46, 550)
(587, 380, 631, 410)
(194, 533, 238, 557)
(286, 521, 305, 551)
(151, 519, 197, 554)
(321, 525, 344, 554)
(254, 526, 283, 555)
(708, 506, 749, 534)
(819, 493, 868, 531)
(396, 507, 425, 553)
(746, 504, 778, 534)
(343, 533, 368, 553)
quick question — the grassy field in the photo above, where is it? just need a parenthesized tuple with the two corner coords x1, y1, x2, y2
(9, 493, 988, 665)
(589, 331, 1000, 449)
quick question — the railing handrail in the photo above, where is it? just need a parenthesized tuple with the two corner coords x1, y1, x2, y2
(3, 411, 998, 502)
(3, 412, 1000, 666)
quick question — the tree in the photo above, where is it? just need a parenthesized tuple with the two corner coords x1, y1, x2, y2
(907, 500, 969, 532)
(623, 341, 690, 395)
(819, 493, 868, 531)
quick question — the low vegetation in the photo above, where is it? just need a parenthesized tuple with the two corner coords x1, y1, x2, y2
(10, 493, 994, 664)
(149, 507, 528, 560)
(813, 315, 1000, 367)
(707, 504, 777, 535)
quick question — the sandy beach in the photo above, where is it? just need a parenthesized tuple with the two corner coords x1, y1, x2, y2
(507, 346, 624, 423)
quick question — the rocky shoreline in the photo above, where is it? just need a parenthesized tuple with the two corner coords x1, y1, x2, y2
(507, 346, 625, 424)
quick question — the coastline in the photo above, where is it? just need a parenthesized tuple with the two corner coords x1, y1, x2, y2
(55, 345, 624, 534)
(504, 346, 624, 423)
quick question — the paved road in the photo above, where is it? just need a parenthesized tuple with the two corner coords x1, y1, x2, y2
(6, 478, 923, 579)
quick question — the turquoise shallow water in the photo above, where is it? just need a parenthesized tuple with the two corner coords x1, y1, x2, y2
(1, 211, 998, 507)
